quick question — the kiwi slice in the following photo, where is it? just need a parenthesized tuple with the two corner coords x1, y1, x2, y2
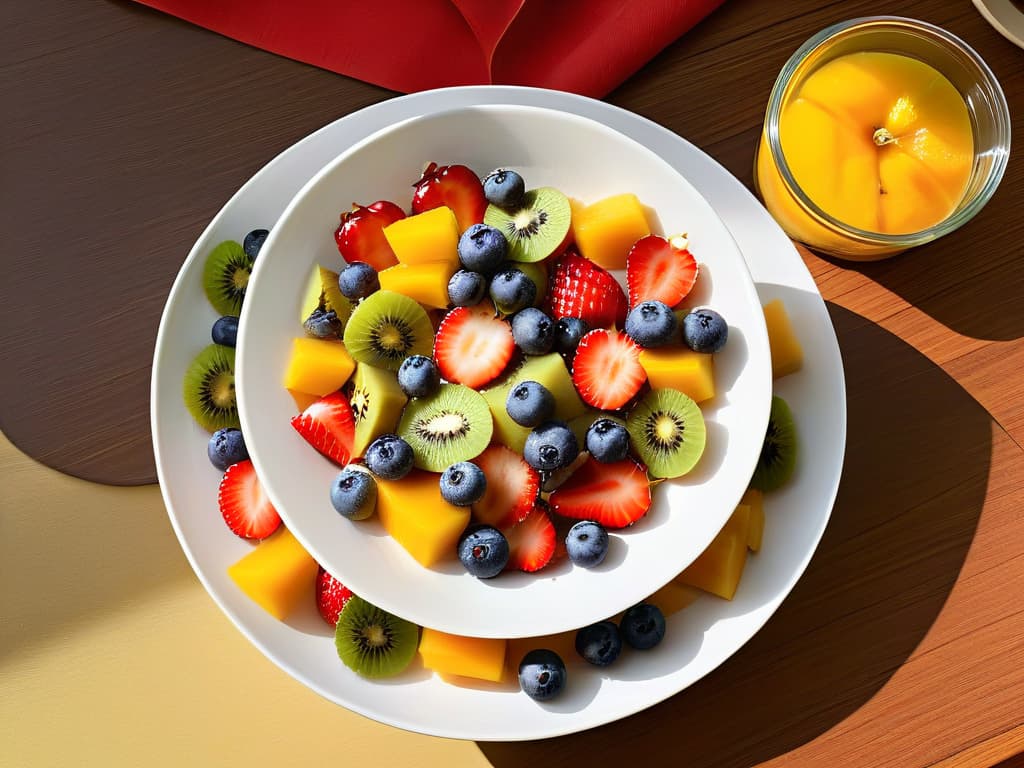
(484, 187, 571, 263)
(203, 240, 254, 316)
(626, 388, 706, 479)
(342, 290, 434, 371)
(334, 596, 419, 679)
(299, 265, 354, 328)
(397, 383, 493, 471)
(350, 364, 408, 457)
(182, 344, 239, 432)
(750, 395, 797, 491)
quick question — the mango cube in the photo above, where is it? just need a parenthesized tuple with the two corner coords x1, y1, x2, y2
(639, 347, 715, 403)
(741, 488, 764, 552)
(646, 580, 701, 617)
(419, 628, 507, 683)
(676, 504, 751, 600)
(376, 470, 470, 568)
(288, 388, 321, 413)
(378, 261, 457, 309)
(763, 299, 803, 379)
(282, 337, 355, 397)
(227, 527, 319, 620)
(383, 206, 460, 268)
(572, 193, 651, 270)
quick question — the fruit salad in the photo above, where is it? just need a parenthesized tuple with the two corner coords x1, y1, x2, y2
(181, 161, 805, 701)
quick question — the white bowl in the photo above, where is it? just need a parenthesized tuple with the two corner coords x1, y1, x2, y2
(236, 104, 772, 638)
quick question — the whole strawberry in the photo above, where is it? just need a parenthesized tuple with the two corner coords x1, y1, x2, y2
(411, 163, 486, 233)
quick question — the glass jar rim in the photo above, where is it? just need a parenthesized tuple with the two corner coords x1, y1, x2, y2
(764, 15, 1011, 246)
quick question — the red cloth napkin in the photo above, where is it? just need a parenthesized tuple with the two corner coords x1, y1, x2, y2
(134, 0, 724, 97)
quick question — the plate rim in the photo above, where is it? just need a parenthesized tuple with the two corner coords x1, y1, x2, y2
(150, 85, 846, 742)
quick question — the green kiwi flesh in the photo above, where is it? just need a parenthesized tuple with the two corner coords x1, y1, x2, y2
(203, 240, 254, 316)
(483, 187, 571, 263)
(749, 395, 797, 491)
(626, 388, 706, 478)
(342, 290, 434, 371)
(349, 364, 408, 458)
(397, 383, 493, 471)
(299, 265, 354, 328)
(183, 344, 239, 432)
(334, 596, 419, 678)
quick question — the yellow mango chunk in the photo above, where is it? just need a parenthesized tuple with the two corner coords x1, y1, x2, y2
(639, 347, 715, 403)
(572, 193, 651, 270)
(227, 527, 319, 620)
(762, 299, 803, 379)
(676, 504, 751, 600)
(646, 580, 701, 617)
(288, 388, 320, 413)
(383, 206, 460, 268)
(877, 149, 959, 234)
(376, 470, 470, 568)
(282, 337, 355, 397)
(378, 260, 457, 309)
(419, 628, 507, 683)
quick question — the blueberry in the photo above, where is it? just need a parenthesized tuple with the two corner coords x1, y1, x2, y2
(211, 315, 239, 347)
(506, 380, 555, 428)
(440, 461, 487, 506)
(482, 168, 526, 210)
(243, 228, 269, 259)
(303, 307, 342, 339)
(523, 420, 578, 472)
(448, 269, 487, 307)
(624, 300, 678, 348)
(364, 434, 414, 480)
(489, 265, 537, 316)
(585, 418, 630, 463)
(518, 649, 566, 701)
(565, 520, 609, 568)
(575, 620, 622, 666)
(458, 223, 508, 275)
(554, 317, 589, 357)
(207, 428, 248, 471)
(329, 467, 377, 520)
(511, 307, 555, 355)
(620, 603, 666, 650)
(457, 524, 509, 578)
(338, 261, 380, 300)
(397, 355, 440, 399)
(682, 308, 729, 353)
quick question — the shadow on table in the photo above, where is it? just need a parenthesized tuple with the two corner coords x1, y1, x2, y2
(479, 302, 992, 766)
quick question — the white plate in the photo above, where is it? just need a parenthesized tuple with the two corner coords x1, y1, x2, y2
(151, 86, 845, 741)
(236, 104, 772, 639)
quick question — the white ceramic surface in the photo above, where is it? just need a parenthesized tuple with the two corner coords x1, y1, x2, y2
(235, 104, 772, 639)
(151, 86, 845, 741)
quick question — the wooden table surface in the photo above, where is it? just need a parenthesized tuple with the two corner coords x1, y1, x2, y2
(3, 0, 1024, 766)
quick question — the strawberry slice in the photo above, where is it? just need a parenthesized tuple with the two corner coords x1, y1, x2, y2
(411, 162, 486, 233)
(626, 235, 699, 308)
(571, 329, 646, 410)
(433, 303, 515, 388)
(290, 390, 356, 466)
(548, 457, 652, 529)
(471, 444, 540, 528)
(545, 251, 628, 329)
(315, 566, 354, 627)
(218, 460, 282, 539)
(503, 505, 556, 572)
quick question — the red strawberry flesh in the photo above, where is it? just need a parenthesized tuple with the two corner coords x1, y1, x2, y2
(548, 457, 652, 529)
(626, 234, 699, 308)
(316, 566, 354, 626)
(545, 251, 628, 329)
(218, 460, 282, 540)
(433, 303, 515, 389)
(411, 162, 486, 233)
(503, 505, 556, 572)
(334, 200, 405, 270)
(571, 329, 646, 410)
(290, 390, 356, 466)
(471, 444, 540, 528)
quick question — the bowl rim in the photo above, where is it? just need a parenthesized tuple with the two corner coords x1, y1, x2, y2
(235, 102, 773, 638)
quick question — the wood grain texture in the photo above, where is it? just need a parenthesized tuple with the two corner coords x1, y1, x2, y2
(2, 0, 1024, 765)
